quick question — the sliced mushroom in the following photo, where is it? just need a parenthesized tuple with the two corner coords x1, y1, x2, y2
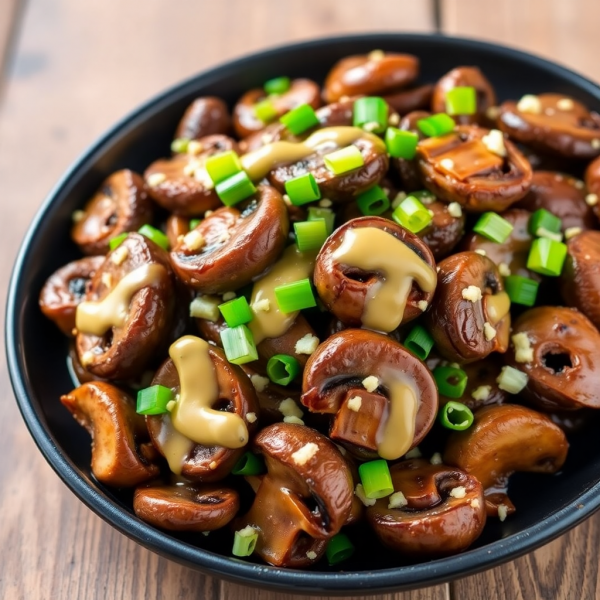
(61, 381, 159, 487)
(425, 251, 511, 363)
(144, 135, 238, 216)
(302, 329, 438, 460)
(383, 84, 434, 116)
(71, 170, 153, 255)
(559, 230, 600, 329)
(505, 306, 600, 411)
(324, 52, 419, 103)
(444, 404, 568, 515)
(584, 155, 600, 222)
(498, 93, 600, 159)
(174, 97, 231, 141)
(170, 185, 289, 293)
(314, 216, 437, 331)
(40, 256, 104, 336)
(234, 423, 353, 567)
(417, 125, 532, 212)
(133, 482, 239, 532)
(75, 233, 175, 380)
(366, 459, 486, 556)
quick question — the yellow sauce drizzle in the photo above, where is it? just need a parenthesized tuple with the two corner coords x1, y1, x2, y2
(155, 415, 195, 476)
(484, 291, 511, 325)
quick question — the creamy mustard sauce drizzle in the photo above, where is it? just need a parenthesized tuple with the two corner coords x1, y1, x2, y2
(156, 415, 195, 476)
(248, 245, 317, 344)
(240, 126, 386, 181)
(75, 263, 166, 336)
(331, 227, 437, 332)
(169, 335, 248, 449)
(484, 291, 511, 325)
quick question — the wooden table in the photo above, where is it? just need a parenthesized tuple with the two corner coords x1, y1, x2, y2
(1, 1, 599, 598)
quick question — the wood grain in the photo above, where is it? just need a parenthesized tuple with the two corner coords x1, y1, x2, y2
(0, 0, 21, 82)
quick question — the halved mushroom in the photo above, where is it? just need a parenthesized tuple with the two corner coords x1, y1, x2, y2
(314, 216, 437, 331)
(444, 404, 568, 516)
(324, 51, 419, 103)
(383, 84, 434, 116)
(144, 135, 238, 216)
(366, 459, 486, 556)
(71, 170, 153, 255)
(505, 306, 600, 411)
(146, 335, 259, 481)
(133, 482, 239, 532)
(584, 155, 600, 222)
(301, 329, 438, 460)
(425, 251, 511, 363)
(75, 233, 175, 380)
(61, 381, 159, 487)
(40, 256, 104, 336)
(170, 185, 289, 293)
(174, 97, 231, 141)
(234, 423, 353, 567)
(559, 230, 600, 329)
(498, 93, 600, 159)
(417, 125, 532, 212)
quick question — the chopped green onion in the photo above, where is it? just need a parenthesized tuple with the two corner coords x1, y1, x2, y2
(392, 195, 433, 233)
(109, 233, 128, 251)
(504, 275, 539, 307)
(325, 533, 355, 565)
(294, 219, 329, 252)
(220, 325, 258, 365)
(323, 146, 364, 175)
(216, 171, 257, 207)
(205, 150, 242, 184)
(136, 385, 174, 415)
(219, 296, 253, 328)
(353, 96, 388, 133)
(358, 459, 394, 499)
(284, 172, 321, 205)
(527, 237, 567, 276)
(280, 103, 319, 135)
(264, 76, 291, 95)
(433, 366, 468, 398)
(254, 98, 278, 123)
(232, 526, 259, 557)
(274, 278, 316, 313)
(171, 138, 190, 154)
(528, 208, 562, 237)
(417, 113, 456, 137)
(404, 325, 434, 360)
(308, 207, 335, 234)
(473, 212, 514, 243)
(445, 86, 477, 116)
(138, 224, 169, 250)
(439, 401, 474, 431)
(356, 186, 390, 216)
(266, 354, 300, 385)
(385, 127, 419, 159)
(232, 452, 265, 476)
(496, 365, 528, 394)
(189, 218, 201, 230)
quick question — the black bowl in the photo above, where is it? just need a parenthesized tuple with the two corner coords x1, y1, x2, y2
(6, 33, 600, 595)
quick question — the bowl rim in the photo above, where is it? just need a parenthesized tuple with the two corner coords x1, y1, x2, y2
(6, 32, 600, 594)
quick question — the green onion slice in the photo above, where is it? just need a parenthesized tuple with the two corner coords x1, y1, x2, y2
(266, 354, 300, 386)
(205, 150, 242, 185)
(445, 86, 477, 116)
(323, 145, 364, 175)
(232, 452, 265, 476)
(307, 207, 335, 234)
(473, 212, 514, 244)
(136, 385, 174, 415)
(274, 278, 317, 313)
(109, 233, 128, 251)
(392, 195, 433, 233)
(284, 172, 321, 205)
(171, 138, 190, 154)
(220, 325, 259, 365)
(497, 365, 528, 394)
(254, 98, 278, 123)
(232, 527, 259, 557)
(189, 218, 201, 230)
(528, 208, 562, 237)
(439, 401, 474, 431)
(433, 366, 468, 398)
(526, 237, 567, 277)
(294, 219, 329, 252)
(404, 325, 434, 360)
(215, 171, 257, 207)
(264, 76, 291, 95)
(353, 96, 388, 133)
(417, 113, 456, 137)
(138, 224, 169, 250)
(504, 275, 539, 307)
(219, 296, 253, 328)
(356, 185, 390, 216)
(325, 533, 355, 565)
(358, 459, 394, 499)
(280, 103, 319, 135)
(385, 127, 419, 159)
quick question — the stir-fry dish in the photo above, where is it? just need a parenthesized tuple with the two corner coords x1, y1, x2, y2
(39, 50, 600, 568)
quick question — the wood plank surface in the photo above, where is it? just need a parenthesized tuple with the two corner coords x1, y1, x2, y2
(0, 0, 21, 82)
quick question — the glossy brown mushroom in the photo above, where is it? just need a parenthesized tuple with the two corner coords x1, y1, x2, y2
(233, 79, 321, 139)
(234, 423, 353, 567)
(40, 256, 104, 336)
(505, 306, 600, 411)
(174, 97, 231, 141)
(584, 155, 600, 222)
(164, 214, 190, 249)
(133, 482, 239, 532)
(61, 382, 159, 487)
(425, 252, 511, 363)
(71, 170, 153, 255)
(301, 329, 438, 460)
(560, 230, 600, 329)
(146, 337, 259, 481)
(383, 84, 434, 116)
(144, 135, 238, 216)
(324, 51, 419, 103)
(314, 216, 437, 331)
(75, 233, 175, 380)
(170, 185, 289, 293)
(417, 125, 532, 212)
(444, 404, 568, 515)
(367, 459, 486, 556)
(498, 93, 600, 159)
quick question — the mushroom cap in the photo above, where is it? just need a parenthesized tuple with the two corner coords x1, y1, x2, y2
(383, 84, 434, 116)
(584, 155, 600, 223)
(175, 97, 231, 141)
